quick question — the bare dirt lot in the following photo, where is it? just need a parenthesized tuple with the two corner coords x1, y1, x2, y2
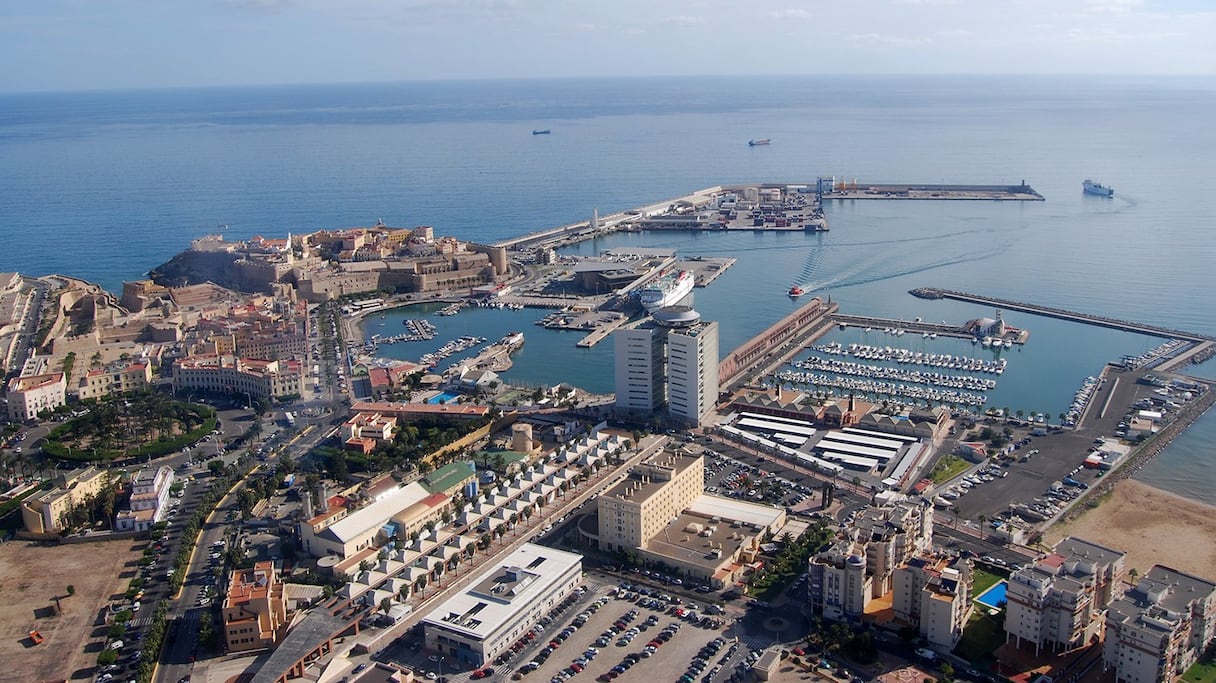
(0, 537, 143, 683)
(1046, 478, 1216, 578)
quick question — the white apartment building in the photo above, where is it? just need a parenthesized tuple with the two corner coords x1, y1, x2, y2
(6, 371, 65, 421)
(1004, 536, 1126, 655)
(1103, 565, 1216, 683)
(115, 465, 175, 532)
(809, 498, 934, 621)
(893, 554, 974, 649)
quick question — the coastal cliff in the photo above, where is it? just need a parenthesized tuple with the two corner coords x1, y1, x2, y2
(148, 249, 245, 290)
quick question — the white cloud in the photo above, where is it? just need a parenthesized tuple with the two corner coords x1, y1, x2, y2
(1084, 0, 1143, 14)
(845, 32, 932, 47)
(768, 8, 811, 19)
(663, 15, 706, 25)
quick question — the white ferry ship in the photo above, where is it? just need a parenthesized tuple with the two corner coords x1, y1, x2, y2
(638, 270, 694, 312)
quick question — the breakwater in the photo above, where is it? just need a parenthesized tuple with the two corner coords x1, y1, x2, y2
(910, 288, 1215, 343)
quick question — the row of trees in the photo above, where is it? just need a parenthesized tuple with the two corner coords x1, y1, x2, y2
(746, 522, 834, 601)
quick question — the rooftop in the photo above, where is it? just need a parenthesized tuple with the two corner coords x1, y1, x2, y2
(422, 543, 582, 640)
(321, 482, 430, 544)
(421, 461, 477, 495)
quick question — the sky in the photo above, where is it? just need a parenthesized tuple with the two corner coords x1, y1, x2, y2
(1, 0, 1214, 92)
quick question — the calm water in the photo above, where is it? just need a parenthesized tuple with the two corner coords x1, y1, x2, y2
(1, 76, 1213, 500)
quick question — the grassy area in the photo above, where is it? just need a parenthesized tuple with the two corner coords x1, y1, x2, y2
(954, 609, 1005, 665)
(1182, 657, 1216, 683)
(929, 455, 970, 484)
(971, 568, 1005, 598)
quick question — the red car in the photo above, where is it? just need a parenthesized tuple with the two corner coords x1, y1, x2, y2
(471, 667, 494, 679)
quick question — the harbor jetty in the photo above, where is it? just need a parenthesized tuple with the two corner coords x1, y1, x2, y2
(910, 287, 1215, 342)
(824, 181, 1044, 201)
(494, 179, 1044, 254)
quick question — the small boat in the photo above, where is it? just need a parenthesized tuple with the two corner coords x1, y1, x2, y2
(982, 336, 992, 347)
(748, 138, 771, 146)
(532, 129, 551, 135)
(788, 285, 805, 297)
(1004, 339, 1013, 349)
(1083, 179, 1113, 197)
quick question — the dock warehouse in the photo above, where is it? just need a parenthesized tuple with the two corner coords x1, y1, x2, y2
(421, 543, 583, 667)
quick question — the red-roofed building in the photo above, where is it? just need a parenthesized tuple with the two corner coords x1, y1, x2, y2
(342, 412, 397, 452)
(368, 367, 391, 394)
(387, 361, 426, 386)
(172, 354, 303, 401)
(223, 561, 287, 653)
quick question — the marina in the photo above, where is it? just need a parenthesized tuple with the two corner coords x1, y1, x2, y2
(419, 335, 486, 368)
(808, 342, 1008, 375)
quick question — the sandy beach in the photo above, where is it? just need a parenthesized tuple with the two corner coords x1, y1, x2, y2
(1046, 478, 1216, 579)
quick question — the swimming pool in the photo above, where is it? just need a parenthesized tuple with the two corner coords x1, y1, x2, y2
(975, 580, 1008, 609)
(426, 391, 461, 405)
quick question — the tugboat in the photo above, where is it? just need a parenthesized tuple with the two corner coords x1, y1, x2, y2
(788, 285, 805, 297)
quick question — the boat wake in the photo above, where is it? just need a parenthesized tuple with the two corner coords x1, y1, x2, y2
(802, 242, 1009, 292)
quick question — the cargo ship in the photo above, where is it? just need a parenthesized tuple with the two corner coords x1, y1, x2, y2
(1083, 179, 1114, 197)
(638, 270, 694, 312)
(532, 129, 551, 135)
(748, 138, 771, 146)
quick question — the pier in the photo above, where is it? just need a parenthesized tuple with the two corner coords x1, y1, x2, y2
(910, 288, 1215, 343)
(830, 314, 973, 341)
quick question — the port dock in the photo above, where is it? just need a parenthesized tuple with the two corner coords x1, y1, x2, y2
(825, 182, 1044, 201)
(828, 313, 1030, 344)
(910, 288, 1215, 343)
(719, 296, 839, 393)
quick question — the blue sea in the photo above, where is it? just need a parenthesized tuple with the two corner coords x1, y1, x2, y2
(1, 75, 1213, 501)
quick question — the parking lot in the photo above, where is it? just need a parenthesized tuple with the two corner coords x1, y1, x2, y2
(701, 449, 818, 514)
(380, 578, 761, 683)
(505, 584, 744, 683)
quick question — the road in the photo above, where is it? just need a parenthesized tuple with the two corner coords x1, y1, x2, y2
(155, 420, 335, 683)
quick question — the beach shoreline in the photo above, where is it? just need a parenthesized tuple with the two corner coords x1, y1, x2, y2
(1046, 478, 1216, 578)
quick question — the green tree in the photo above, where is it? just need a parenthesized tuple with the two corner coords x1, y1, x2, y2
(97, 649, 118, 666)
